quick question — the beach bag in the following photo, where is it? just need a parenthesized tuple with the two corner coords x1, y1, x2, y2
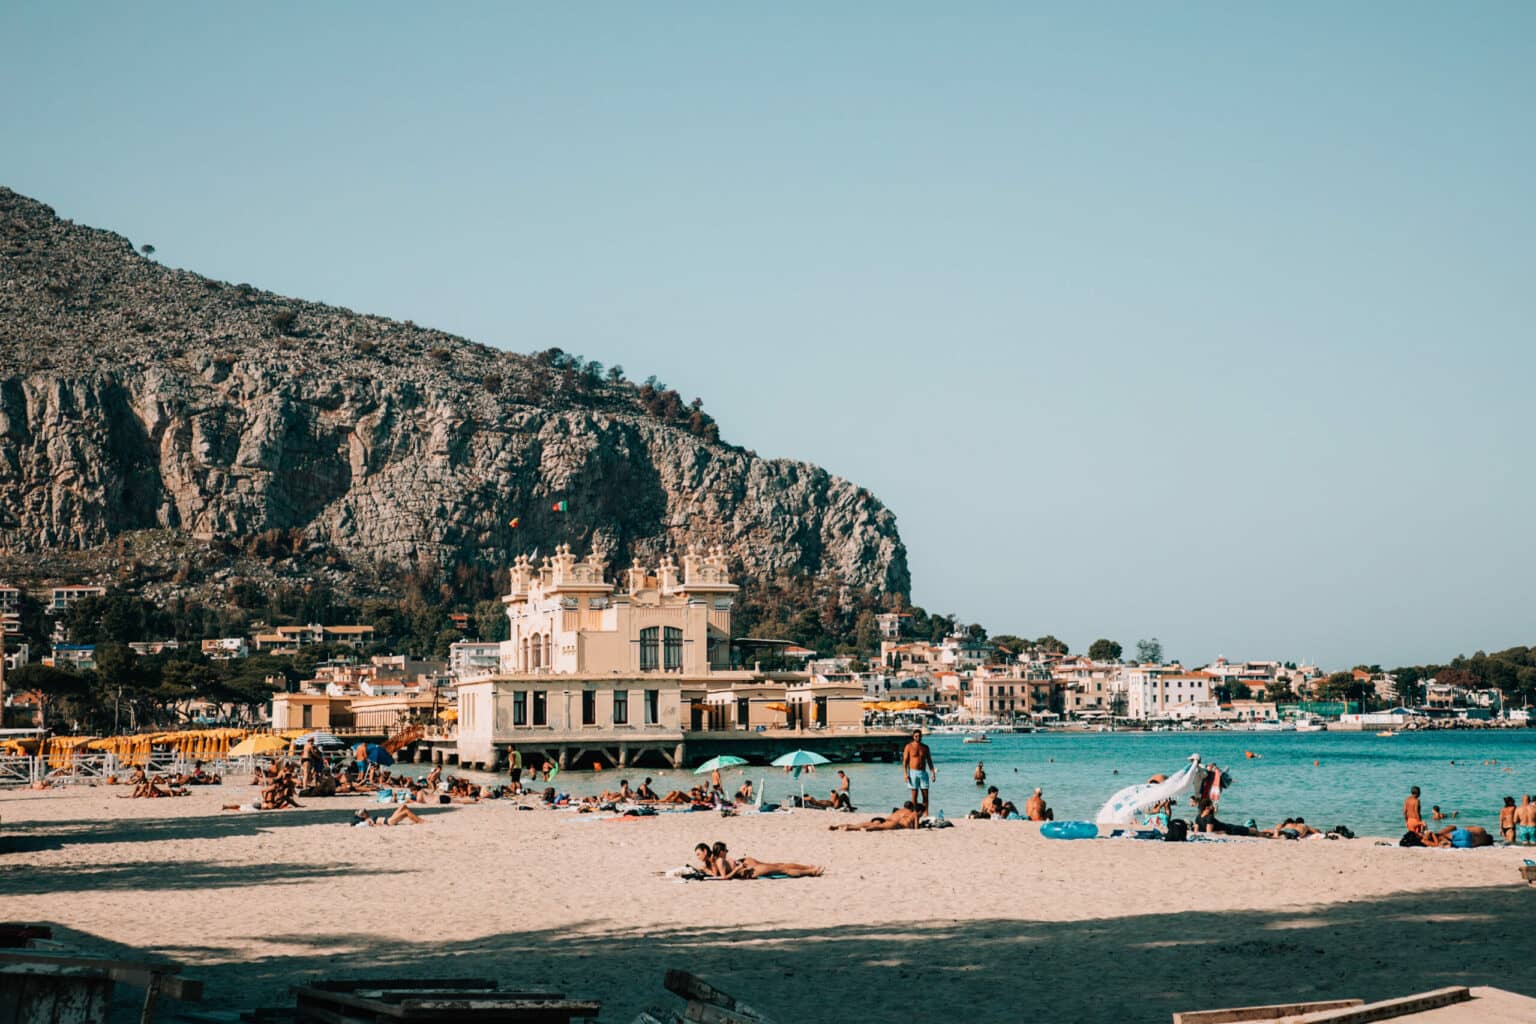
(1164, 819, 1188, 843)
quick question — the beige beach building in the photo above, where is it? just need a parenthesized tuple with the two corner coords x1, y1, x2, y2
(455, 544, 863, 770)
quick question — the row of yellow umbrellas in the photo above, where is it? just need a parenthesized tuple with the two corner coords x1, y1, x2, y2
(863, 700, 928, 711)
(20, 728, 281, 768)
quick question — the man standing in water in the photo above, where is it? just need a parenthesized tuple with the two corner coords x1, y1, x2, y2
(1516, 795, 1536, 845)
(902, 730, 936, 817)
(1404, 786, 1423, 831)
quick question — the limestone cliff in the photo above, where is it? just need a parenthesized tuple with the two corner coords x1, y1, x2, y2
(0, 187, 908, 598)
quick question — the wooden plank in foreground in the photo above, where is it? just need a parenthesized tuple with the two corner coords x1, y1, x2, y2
(0, 950, 202, 1001)
(1291, 987, 1471, 1022)
(1173, 999, 1363, 1024)
(663, 970, 771, 1023)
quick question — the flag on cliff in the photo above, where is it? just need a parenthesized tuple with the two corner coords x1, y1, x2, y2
(508, 517, 520, 528)
(551, 500, 568, 512)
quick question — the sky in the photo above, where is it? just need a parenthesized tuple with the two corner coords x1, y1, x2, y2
(3, 3, 1533, 669)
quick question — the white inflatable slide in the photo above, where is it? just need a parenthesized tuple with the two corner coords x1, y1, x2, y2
(1094, 753, 1202, 827)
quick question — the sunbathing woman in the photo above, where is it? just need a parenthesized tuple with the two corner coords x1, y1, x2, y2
(1423, 824, 1493, 848)
(1194, 798, 1261, 837)
(599, 780, 633, 803)
(635, 778, 660, 801)
(710, 841, 737, 877)
(831, 802, 921, 831)
(726, 857, 824, 879)
(354, 805, 424, 826)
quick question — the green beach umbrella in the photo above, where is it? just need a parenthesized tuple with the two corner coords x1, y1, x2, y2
(771, 749, 830, 804)
(694, 754, 747, 776)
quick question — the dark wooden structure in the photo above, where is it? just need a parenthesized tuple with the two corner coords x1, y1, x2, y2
(290, 979, 599, 1024)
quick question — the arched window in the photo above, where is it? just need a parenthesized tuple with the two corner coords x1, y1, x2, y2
(639, 627, 659, 671)
(543, 634, 552, 668)
(530, 633, 541, 669)
(521, 637, 530, 671)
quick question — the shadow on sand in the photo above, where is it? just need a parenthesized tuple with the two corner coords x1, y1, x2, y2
(25, 884, 1536, 1023)
(0, 803, 455, 853)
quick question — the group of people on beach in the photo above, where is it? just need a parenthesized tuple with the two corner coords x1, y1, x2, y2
(222, 763, 303, 812)
(117, 762, 221, 799)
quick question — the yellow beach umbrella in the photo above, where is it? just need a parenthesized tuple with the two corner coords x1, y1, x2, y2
(229, 734, 289, 758)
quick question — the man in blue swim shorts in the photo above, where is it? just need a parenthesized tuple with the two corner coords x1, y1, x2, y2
(902, 729, 936, 817)
(1517, 794, 1536, 844)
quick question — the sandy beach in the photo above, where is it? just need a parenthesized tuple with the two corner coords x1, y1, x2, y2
(3, 785, 1535, 1023)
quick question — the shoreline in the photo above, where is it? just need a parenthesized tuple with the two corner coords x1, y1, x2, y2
(4, 785, 1535, 1023)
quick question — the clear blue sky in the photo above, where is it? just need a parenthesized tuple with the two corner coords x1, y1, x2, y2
(4, 3, 1533, 669)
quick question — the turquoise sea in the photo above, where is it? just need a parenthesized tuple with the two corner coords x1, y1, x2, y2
(446, 730, 1536, 836)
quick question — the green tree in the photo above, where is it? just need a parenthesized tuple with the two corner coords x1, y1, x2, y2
(474, 599, 508, 642)
(7, 664, 91, 729)
(1034, 635, 1069, 655)
(1135, 637, 1163, 664)
(1087, 638, 1122, 662)
(92, 642, 142, 733)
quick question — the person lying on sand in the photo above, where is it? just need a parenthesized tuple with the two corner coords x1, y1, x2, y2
(831, 802, 921, 831)
(353, 805, 424, 827)
(635, 778, 659, 801)
(1194, 798, 1261, 837)
(599, 780, 633, 803)
(1270, 818, 1321, 838)
(725, 856, 824, 879)
(710, 841, 736, 877)
(800, 790, 857, 811)
(1421, 824, 1493, 848)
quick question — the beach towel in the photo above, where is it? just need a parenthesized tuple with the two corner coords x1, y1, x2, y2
(1096, 755, 1202, 827)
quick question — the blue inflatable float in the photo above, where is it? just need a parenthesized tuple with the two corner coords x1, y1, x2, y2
(1040, 820, 1098, 841)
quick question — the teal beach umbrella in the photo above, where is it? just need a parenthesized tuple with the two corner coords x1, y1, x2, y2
(771, 749, 830, 803)
(694, 754, 748, 776)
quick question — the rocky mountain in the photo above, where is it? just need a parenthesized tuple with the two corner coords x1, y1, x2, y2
(0, 187, 908, 603)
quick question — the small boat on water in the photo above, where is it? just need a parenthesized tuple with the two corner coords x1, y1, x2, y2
(1375, 730, 1397, 737)
(1294, 716, 1328, 733)
(962, 733, 991, 744)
